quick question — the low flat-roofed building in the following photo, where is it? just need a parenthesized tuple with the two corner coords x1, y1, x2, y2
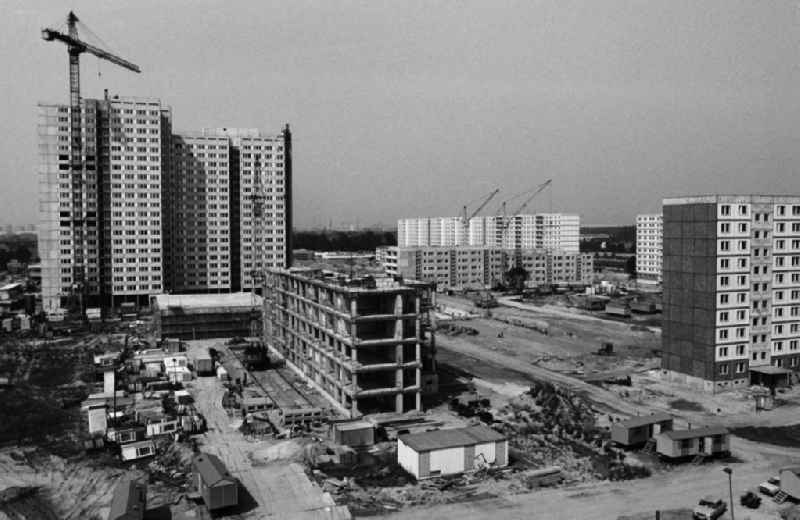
(152, 293, 262, 340)
(611, 412, 674, 447)
(193, 453, 238, 510)
(397, 425, 508, 479)
(654, 426, 730, 459)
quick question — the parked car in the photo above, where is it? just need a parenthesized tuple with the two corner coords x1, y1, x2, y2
(740, 491, 761, 509)
(693, 496, 727, 520)
(759, 476, 780, 496)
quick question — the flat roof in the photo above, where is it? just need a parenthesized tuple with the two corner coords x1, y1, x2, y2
(664, 194, 800, 205)
(334, 420, 374, 432)
(152, 292, 262, 310)
(618, 412, 673, 429)
(660, 426, 729, 440)
(399, 425, 506, 452)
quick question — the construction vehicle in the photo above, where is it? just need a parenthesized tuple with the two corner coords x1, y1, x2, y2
(596, 342, 614, 356)
(692, 496, 726, 520)
(42, 12, 141, 319)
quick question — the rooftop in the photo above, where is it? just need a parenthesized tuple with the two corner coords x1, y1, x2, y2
(399, 425, 506, 452)
(194, 453, 236, 485)
(108, 477, 146, 520)
(152, 292, 262, 310)
(333, 420, 374, 432)
(659, 426, 729, 440)
(618, 412, 673, 429)
(272, 267, 431, 294)
(664, 194, 800, 205)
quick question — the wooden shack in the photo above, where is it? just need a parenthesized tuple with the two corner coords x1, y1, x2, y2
(193, 453, 238, 510)
(654, 426, 730, 459)
(611, 412, 674, 447)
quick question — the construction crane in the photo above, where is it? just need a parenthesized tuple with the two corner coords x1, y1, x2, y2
(500, 179, 552, 234)
(42, 12, 141, 318)
(461, 188, 500, 224)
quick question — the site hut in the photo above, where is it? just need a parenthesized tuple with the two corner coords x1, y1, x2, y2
(193, 351, 215, 377)
(121, 440, 156, 462)
(779, 467, 800, 500)
(164, 355, 191, 383)
(331, 420, 375, 447)
(106, 426, 146, 445)
(397, 425, 508, 480)
(192, 453, 239, 511)
(151, 293, 263, 341)
(107, 477, 147, 520)
(87, 403, 108, 435)
(143, 416, 180, 438)
(611, 412, 674, 448)
(654, 426, 730, 459)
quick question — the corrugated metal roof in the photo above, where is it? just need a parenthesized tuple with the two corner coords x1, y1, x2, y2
(618, 412, 673, 429)
(660, 426, 729, 440)
(108, 477, 146, 520)
(399, 425, 506, 452)
(194, 453, 235, 486)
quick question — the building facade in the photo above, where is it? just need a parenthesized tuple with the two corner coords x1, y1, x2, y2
(39, 94, 292, 315)
(39, 96, 170, 315)
(263, 268, 437, 417)
(382, 246, 593, 290)
(398, 214, 579, 252)
(661, 195, 800, 391)
(636, 213, 663, 284)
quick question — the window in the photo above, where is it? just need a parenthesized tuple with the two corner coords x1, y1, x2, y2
(719, 364, 729, 375)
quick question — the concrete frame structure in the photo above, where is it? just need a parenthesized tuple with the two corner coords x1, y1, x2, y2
(636, 213, 663, 285)
(263, 268, 437, 417)
(382, 246, 593, 290)
(397, 214, 580, 252)
(661, 195, 800, 391)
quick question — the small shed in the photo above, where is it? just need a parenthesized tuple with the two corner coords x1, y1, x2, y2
(331, 420, 375, 447)
(397, 425, 508, 480)
(107, 477, 146, 520)
(193, 453, 238, 510)
(145, 417, 180, 438)
(106, 426, 146, 445)
(87, 404, 108, 435)
(611, 412, 674, 447)
(121, 440, 155, 462)
(654, 426, 730, 459)
(781, 467, 800, 500)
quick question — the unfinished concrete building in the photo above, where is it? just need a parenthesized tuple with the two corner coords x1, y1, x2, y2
(151, 293, 262, 340)
(264, 268, 437, 417)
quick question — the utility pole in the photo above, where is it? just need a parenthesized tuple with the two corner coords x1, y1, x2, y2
(723, 467, 734, 520)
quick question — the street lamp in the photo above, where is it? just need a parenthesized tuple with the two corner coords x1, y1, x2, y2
(723, 467, 734, 520)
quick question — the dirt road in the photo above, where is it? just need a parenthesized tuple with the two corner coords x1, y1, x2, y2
(186, 339, 351, 519)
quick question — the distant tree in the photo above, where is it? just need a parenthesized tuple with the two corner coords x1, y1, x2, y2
(504, 266, 529, 293)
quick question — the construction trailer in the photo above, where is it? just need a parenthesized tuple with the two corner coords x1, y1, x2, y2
(611, 412, 674, 447)
(193, 352, 214, 377)
(151, 293, 262, 340)
(144, 417, 180, 438)
(121, 440, 155, 462)
(106, 426, 146, 445)
(397, 425, 508, 480)
(654, 426, 730, 459)
(193, 453, 238, 510)
(87, 404, 108, 435)
(107, 477, 147, 520)
(263, 268, 437, 417)
(331, 420, 375, 447)
(604, 302, 631, 317)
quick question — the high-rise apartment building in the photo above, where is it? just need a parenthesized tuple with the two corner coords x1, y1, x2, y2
(397, 214, 580, 252)
(39, 96, 171, 315)
(662, 195, 800, 392)
(164, 127, 291, 294)
(636, 213, 663, 284)
(39, 94, 291, 315)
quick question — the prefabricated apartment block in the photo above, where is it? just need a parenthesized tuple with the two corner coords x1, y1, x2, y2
(662, 195, 800, 391)
(381, 246, 594, 291)
(264, 268, 437, 417)
(636, 213, 663, 285)
(397, 425, 508, 479)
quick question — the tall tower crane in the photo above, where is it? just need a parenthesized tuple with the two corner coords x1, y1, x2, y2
(42, 12, 141, 318)
(461, 188, 500, 245)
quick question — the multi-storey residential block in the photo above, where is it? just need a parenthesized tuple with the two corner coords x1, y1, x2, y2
(661, 195, 800, 392)
(636, 213, 663, 284)
(263, 268, 437, 417)
(383, 246, 593, 290)
(39, 95, 170, 315)
(39, 94, 292, 315)
(397, 214, 579, 252)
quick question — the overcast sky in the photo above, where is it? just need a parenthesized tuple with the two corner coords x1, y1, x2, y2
(2, 0, 800, 229)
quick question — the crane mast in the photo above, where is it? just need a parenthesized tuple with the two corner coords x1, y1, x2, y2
(42, 11, 141, 317)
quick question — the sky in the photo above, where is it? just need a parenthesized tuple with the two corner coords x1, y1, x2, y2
(2, 0, 800, 229)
